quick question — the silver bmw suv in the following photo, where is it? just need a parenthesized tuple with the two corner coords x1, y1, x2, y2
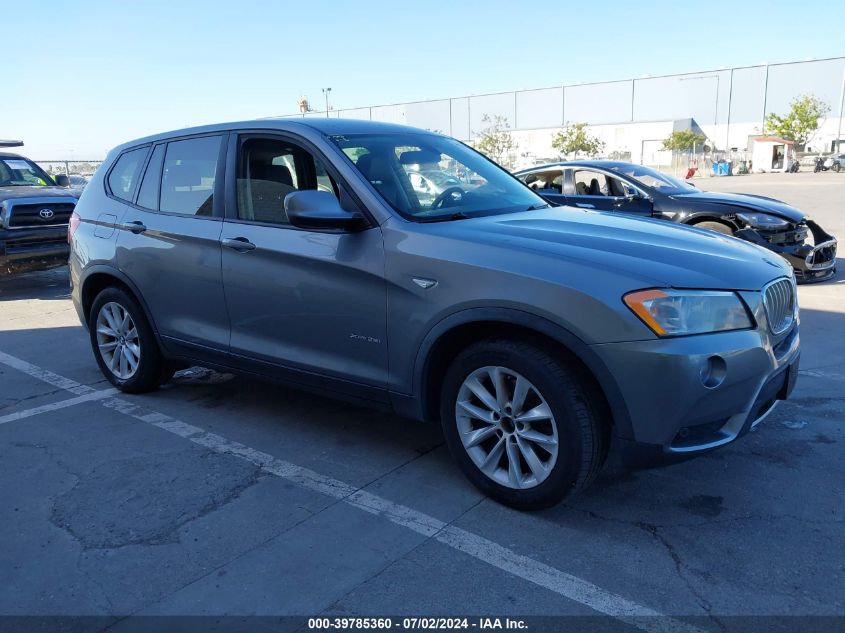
(69, 119, 800, 509)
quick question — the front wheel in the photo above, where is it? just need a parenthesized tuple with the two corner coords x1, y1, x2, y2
(693, 220, 734, 236)
(89, 287, 165, 393)
(834, 162, 842, 173)
(440, 340, 608, 510)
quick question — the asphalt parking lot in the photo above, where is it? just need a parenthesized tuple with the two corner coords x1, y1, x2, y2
(1, 172, 843, 632)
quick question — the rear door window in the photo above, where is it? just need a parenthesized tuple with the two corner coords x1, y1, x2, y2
(159, 136, 222, 216)
(108, 147, 149, 201)
(573, 169, 609, 196)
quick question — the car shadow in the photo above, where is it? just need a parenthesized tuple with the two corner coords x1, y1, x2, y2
(0, 265, 70, 302)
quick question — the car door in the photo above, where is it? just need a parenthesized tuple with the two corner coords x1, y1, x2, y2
(565, 168, 653, 216)
(220, 132, 388, 395)
(115, 134, 230, 353)
(517, 168, 566, 205)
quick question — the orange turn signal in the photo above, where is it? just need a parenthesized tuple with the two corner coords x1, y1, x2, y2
(623, 289, 668, 336)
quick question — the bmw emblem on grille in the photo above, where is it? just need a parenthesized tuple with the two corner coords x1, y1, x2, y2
(39, 208, 54, 219)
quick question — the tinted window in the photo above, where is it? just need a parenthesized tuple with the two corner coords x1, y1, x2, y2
(137, 144, 165, 210)
(236, 137, 338, 226)
(573, 170, 608, 196)
(159, 136, 221, 216)
(107, 147, 148, 201)
(521, 169, 563, 193)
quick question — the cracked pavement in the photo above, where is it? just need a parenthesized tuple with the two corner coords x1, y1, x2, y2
(1, 174, 843, 629)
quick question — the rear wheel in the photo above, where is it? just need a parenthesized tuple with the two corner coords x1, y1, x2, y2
(834, 162, 842, 173)
(89, 287, 165, 393)
(692, 220, 734, 236)
(440, 339, 608, 510)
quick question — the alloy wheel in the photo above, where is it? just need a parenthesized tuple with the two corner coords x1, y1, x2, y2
(455, 366, 559, 489)
(96, 301, 140, 380)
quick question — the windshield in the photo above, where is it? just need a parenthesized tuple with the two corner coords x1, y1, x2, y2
(0, 157, 55, 187)
(329, 133, 547, 220)
(608, 164, 696, 194)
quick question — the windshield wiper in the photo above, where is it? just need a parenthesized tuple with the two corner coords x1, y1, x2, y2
(525, 203, 550, 211)
(417, 211, 472, 223)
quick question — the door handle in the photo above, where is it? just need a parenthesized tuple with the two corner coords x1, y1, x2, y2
(222, 237, 256, 252)
(575, 203, 595, 209)
(120, 220, 147, 234)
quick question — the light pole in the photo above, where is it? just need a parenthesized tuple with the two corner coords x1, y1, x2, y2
(322, 87, 332, 118)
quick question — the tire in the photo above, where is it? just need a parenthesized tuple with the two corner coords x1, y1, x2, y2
(439, 339, 609, 510)
(89, 287, 165, 393)
(692, 220, 734, 236)
(834, 162, 841, 173)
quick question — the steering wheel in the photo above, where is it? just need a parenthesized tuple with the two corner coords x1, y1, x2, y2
(431, 186, 466, 210)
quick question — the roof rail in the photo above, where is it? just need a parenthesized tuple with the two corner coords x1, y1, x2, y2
(0, 140, 24, 148)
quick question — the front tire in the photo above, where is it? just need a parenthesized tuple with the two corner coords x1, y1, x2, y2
(440, 339, 608, 510)
(89, 287, 165, 393)
(693, 220, 734, 236)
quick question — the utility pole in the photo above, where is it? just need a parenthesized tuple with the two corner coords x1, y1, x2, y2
(322, 87, 332, 118)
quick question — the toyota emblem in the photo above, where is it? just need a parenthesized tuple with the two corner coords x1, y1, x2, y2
(39, 208, 54, 219)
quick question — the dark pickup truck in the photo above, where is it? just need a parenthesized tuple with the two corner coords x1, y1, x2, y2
(1, 146, 79, 275)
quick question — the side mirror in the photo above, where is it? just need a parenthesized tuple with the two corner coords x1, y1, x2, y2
(55, 174, 71, 187)
(284, 190, 367, 232)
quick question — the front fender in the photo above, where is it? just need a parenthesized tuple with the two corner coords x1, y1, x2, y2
(393, 305, 635, 440)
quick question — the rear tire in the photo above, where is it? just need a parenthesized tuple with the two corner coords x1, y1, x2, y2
(834, 162, 841, 173)
(89, 287, 164, 393)
(692, 220, 735, 236)
(439, 339, 608, 510)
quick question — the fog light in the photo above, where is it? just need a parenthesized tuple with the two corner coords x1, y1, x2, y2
(699, 355, 727, 389)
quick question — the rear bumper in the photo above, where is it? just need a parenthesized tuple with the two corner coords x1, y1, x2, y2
(0, 227, 69, 275)
(592, 315, 800, 461)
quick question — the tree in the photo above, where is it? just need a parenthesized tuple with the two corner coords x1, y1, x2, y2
(551, 123, 605, 159)
(763, 94, 830, 149)
(662, 130, 706, 151)
(473, 114, 516, 166)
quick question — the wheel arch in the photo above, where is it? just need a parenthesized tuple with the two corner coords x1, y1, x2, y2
(79, 266, 158, 334)
(404, 307, 634, 440)
(683, 213, 739, 232)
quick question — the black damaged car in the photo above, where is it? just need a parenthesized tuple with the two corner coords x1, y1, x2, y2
(513, 160, 837, 283)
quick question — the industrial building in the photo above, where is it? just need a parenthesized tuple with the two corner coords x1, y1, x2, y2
(286, 56, 845, 169)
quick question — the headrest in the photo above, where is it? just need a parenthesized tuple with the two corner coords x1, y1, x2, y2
(254, 164, 293, 186)
(398, 150, 441, 166)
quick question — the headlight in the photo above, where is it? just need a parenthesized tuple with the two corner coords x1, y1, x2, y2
(736, 212, 790, 230)
(623, 289, 752, 336)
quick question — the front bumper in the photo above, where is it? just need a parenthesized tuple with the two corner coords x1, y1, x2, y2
(0, 227, 69, 275)
(736, 220, 837, 283)
(593, 291, 800, 459)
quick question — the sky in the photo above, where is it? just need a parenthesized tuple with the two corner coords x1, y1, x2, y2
(4, 0, 845, 160)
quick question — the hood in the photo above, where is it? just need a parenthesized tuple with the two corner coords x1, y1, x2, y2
(670, 191, 805, 222)
(0, 185, 79, 202)
(448, 207, 791, 291)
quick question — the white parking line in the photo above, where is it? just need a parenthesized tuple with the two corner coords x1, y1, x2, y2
(0, 350, 705, 633)
(0, 388, 118, 425)
(0, 350, 95, 395)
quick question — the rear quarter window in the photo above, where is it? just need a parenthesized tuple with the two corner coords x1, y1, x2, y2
(107, 147, 149, 202)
